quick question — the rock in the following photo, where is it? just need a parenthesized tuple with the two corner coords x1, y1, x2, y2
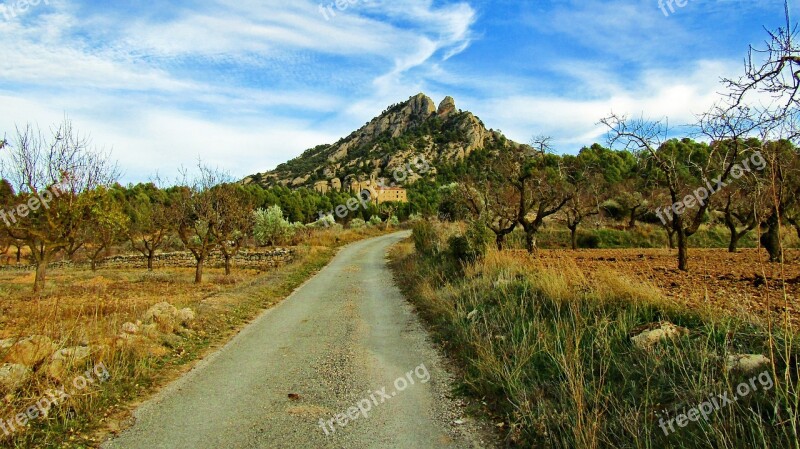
(3, 335, 56, 367)
(726, 354, 770, 373)
(176, 308, 196, 326)
(0, 363, 31, 392)
(631, 323, 688, 349)
(438, 96, 456, 117)
(46, 346, 92, 380)
(122, 322, 139, 334)
(0, 338, 15, 351)
(143, 302, 179, 325)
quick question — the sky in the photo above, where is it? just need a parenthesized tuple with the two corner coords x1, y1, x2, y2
(0, 0, 788, 184)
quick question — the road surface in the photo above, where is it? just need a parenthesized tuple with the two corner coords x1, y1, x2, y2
(103, 231, 495, 449)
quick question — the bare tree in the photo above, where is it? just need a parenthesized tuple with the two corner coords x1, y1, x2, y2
(211, 183, 253, 276)
(175, 163, 234, 283)
(0, 119, 118, 292)
(602, 106, 756, 271)
(515, 136, 573, 254)
(721, 4, 800, 262)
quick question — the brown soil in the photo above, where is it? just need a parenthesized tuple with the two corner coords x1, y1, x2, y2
(529, 248, 800, 325)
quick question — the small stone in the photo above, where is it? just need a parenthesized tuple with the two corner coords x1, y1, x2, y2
(0, 363, 31, 392)
(3, 335, 55, 367)
(631, 323, 688, 349)
(726, 354, 770, 373)
(46, 346, 92, 380)
(122, 322, 139, 334)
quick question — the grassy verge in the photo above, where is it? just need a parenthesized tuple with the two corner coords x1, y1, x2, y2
(0, 227, 387, 448)
(390, 223, 800, 448)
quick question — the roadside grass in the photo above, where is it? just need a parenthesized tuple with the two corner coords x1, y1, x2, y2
(0, 226, 388, 448)
(390, 229, 800, 448)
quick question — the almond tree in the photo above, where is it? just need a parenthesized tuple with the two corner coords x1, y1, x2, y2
(459, 147, 521, 250)
(211, 183, 253, 276)
(722, 5, 800, 262)
(85, 186, 129, 271)
(0, 120, 118, 292)
(602, 105, 757, 271)
(126, 183, 177, 271)
(175, 165, 225, 284)
(515, 137, 573, 253)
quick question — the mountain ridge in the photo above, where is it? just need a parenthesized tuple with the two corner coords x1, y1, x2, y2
(243, 93, 527, 189)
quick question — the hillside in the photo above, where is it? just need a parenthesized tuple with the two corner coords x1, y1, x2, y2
(243, 93, 526, 189)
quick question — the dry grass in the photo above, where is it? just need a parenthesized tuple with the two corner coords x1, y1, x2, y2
(391, 231, 800, 449)
(0, 226, 391, 447)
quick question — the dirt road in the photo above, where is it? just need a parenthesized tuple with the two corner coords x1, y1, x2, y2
(103, 231, 495, 449)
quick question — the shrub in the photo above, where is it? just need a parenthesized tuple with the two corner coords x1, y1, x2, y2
(577, 232, 601, 249)
(388, 215, 400, 227)
(450, 220, 493, 262)
(253, 206, 295, 246)
(600, 199, 625, 220)
(412, 220, 440, 257)
(311, 214, 336, 228)
(349, 218, 366, 229)
(369, 215, 383, 226)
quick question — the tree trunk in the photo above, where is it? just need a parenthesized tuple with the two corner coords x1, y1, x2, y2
(34, 260, 48, 293)
(761, 211, 782, 263)
(677, 227, 688, 271)
(628, 207, 638, 230)
(224, 254, 231, 276)
(525, 230, 537, 254)
(195, 258, 205, 284)
(569, 225, 578, 250)
(728, 231, 741, 253)
(495, 233, 505, 251)
(15, 246, 21, 264)
(147, 250, 154, 271)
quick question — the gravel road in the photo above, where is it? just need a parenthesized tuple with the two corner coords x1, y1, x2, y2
(103, 231, 497, 449)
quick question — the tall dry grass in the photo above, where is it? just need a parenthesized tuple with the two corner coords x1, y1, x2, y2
(391, 230, 800, 448)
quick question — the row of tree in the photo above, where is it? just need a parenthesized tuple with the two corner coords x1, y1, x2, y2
(0, 122, 404, 292)
(450, 8, 800, 271)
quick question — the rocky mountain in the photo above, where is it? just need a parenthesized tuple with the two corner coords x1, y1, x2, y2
(243, 93, 526, 189)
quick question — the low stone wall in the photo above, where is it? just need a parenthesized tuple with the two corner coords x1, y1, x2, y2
(0, 248, 294, 271)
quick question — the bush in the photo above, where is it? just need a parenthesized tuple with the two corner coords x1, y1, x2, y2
(388, 215, 400, 227)
(349, 218, 366, 229)
(311, 214, 336, 228)
(450, 220, 493, 262)
(577, 232, 601, 249)
(600, 199, 626, 220)
(412, 220, 440, 257)
(253, 206, 295, 246)
(369, 215, 383, 226)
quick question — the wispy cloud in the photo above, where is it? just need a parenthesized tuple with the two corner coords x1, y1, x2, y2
(0, 0, 787, 182)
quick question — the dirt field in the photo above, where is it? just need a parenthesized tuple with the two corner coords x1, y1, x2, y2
(527, 247, 800, 325)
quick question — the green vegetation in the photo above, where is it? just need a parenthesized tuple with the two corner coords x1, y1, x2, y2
(392, 222, 800, 448)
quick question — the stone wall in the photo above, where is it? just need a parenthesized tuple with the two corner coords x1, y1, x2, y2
(0, 248, 294, 271)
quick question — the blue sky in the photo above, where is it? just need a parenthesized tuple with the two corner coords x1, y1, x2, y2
(0, 0, 786, 183)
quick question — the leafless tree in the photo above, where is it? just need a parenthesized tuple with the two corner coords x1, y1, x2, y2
(0, 119, 118, 292)
(515, 136, 573, 254)
(602, 106, 756, 271)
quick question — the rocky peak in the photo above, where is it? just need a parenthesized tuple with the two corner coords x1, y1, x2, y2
(244, 92, 524, 189)
(437, 96, 456, 117)
(406, 93, 437, 120)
